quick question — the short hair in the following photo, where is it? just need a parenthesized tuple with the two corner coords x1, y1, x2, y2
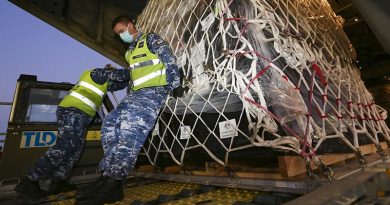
(111, 15, 135, 29)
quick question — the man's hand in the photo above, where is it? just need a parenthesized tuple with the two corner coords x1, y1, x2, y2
(172, 86, 188, 98)
(104, 64, 116, 70)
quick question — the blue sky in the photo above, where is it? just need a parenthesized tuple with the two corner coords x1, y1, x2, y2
(0, 1, 122, 145)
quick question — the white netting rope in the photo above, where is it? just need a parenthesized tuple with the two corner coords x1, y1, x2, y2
(135, 0, 390, 167)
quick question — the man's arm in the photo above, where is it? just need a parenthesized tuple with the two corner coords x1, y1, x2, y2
(107, 81, 128, 92)
(147, 33, 181, 91)
(90, 68, 130, 92)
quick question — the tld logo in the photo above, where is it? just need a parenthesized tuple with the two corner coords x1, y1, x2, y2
(20, 131, 57, 148)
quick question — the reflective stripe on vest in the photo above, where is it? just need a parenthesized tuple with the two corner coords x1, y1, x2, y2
(130, 59, 160, 70)
(69, 92, 97, 110)
(78, 81, 105, 97)
(133, 68, 166, 87)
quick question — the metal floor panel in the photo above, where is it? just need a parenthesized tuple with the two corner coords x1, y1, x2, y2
(163, 188, 258, 205)
(119, 182, 198, 204)
(50, 182, 260, 205)
(53, 182, 199, 205)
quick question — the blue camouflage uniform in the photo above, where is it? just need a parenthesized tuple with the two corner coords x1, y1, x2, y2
(26, 69, 129, 181)
(99, 32, 181, 179)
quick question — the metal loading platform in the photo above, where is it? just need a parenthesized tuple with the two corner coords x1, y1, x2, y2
(0, 177, 297, 205)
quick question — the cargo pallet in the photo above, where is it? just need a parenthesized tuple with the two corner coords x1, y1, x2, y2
(133, 142, 389, 194)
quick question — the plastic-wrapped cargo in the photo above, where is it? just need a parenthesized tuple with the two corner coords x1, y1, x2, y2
(135, 0, 390, 167)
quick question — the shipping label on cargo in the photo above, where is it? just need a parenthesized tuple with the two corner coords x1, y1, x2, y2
(201, 12, 215, 31)
(20, 131, 57, 148)
(219, 119, 238, 139)
(177, 53, 187, 68)
(180, 126, 191, 139)
(190, 39, 206, 68)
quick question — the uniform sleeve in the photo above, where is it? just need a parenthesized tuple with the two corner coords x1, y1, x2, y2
(147, 33, 181, 91)
(107, 81, 128, 92)
(107, 69, 130, 82)
(90, 68, 130, 92)
(90, 68, 109, 85)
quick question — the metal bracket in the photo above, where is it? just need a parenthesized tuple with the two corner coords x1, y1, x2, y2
(313, 157, 335, 181)
(386, 140, 390, 150)
(155, 166, 164, 174)
(305, 159, 317, 180)
(181, 166, 192, 176)
(375, 144, 388, 160)
(354, 151, 368, 168)
(224, 166, 236, 178)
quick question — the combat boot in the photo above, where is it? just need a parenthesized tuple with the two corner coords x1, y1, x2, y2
(15, 176, 47, 199)
(48, 178, 77, 195)
(76, 175, 109, 199)
(76, 177, 124, 205)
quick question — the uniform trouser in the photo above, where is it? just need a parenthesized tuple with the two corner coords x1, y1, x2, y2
(99, 87, 168, 179)
(26, 107, 92, 181)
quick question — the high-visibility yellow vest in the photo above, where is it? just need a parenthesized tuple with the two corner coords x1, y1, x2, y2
(125, 34, 167, 91)
(59, 69, 108, 117)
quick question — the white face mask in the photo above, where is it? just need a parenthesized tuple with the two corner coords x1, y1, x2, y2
(119, 26, 134, 43)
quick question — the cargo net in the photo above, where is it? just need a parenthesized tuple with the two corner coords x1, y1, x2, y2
(136, 0, 390, 170)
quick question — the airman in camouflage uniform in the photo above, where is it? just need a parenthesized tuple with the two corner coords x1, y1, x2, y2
(76, 15, 182, 205)
(15, 67, 129, 200)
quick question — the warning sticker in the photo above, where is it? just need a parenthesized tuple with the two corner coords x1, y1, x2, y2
(180, 126, 191, 140)
(219, 119, 238, 139)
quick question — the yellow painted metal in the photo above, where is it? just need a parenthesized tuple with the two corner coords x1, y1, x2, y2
(119, 182, 198, 204)
(53, 182, 198, 205)
(53, 200, 75, 205)
(49, 191, 75, 205)
(163, 188, 258, 205)
(86, 130, 101, 141)
(51, 182, 257, 205)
